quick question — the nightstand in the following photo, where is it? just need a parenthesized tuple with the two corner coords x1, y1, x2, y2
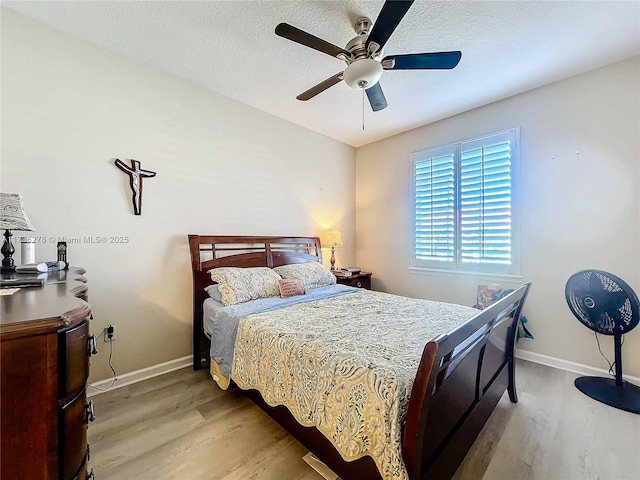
(333, 272, 372, 290)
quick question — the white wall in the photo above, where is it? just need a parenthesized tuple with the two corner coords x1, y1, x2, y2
(356, 57, 640, 377)
(4, 8, 638, 382)
(1, 10, 356, 381)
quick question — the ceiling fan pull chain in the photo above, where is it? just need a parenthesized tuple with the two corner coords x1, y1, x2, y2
(362, 87, 365, 131)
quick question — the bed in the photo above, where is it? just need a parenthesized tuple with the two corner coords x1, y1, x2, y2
(188, 235, 531, 480)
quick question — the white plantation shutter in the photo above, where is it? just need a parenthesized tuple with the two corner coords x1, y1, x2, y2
(412, 129, 519, 274)
(413, 147, 455, 263)
(460, 133, 512, 266)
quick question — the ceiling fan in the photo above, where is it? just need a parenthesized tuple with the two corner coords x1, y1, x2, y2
(275, 0, 462, 112)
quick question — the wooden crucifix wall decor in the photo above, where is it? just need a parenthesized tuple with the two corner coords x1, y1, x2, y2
(114, 158, 157, 215)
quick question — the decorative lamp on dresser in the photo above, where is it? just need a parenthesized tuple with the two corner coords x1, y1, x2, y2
(1, 267, 95, 480)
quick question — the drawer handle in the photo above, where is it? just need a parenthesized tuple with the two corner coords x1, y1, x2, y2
(85, 400, 96, 423)
(87, 443, 91, 462)
(87, 468, 95, 480)
(356, 281, 362, 288)
(87, 335, 98, 356)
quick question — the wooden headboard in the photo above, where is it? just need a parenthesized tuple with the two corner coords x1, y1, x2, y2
(187, 235, 322, 369)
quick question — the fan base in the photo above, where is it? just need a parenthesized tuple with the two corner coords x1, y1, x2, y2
(575, 376, 640, 414)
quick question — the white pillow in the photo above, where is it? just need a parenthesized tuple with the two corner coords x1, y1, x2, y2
(204, 284, 224, 303)
(273, 262, 336, 292)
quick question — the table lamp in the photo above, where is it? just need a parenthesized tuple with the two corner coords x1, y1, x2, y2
(320, 229, 343, 271)
(1, 193, 35, 273)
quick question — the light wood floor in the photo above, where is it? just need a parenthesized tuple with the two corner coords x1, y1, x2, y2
(88, 360, 640, 480)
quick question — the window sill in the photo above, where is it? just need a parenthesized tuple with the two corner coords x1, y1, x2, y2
(408, 266, 523, 282)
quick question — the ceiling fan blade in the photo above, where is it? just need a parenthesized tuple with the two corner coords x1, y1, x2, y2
(366, 0, 415, 53)
(383, 51, 462, 70)
(297, 73, 344, 101)
(275, 23, 350, 60)
(366, 82, 388, 112)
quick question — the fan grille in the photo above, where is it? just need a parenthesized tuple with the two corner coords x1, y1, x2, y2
(565, 270, 639, 335)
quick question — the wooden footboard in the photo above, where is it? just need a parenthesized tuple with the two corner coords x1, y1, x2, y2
(188, 235, 531, 480)
(403, 283, 531, 480)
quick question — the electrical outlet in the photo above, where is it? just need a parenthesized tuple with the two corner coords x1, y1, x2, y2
(104, 324, 116, 342)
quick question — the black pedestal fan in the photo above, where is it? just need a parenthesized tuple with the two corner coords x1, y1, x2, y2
(565, 269, 640, 414)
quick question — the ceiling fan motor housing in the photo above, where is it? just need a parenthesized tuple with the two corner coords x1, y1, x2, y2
(343, 18, 384, 91)
(346, 18, 382, 60)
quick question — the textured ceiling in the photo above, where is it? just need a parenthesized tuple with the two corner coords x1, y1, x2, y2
(4, 1, 640, 147)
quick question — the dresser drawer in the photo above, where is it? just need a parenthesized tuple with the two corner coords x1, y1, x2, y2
(60, 390, 89, 480)
(60, 320, 89, 398)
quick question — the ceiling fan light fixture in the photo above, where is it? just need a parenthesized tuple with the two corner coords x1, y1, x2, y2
(343, 59, 383, 90)
(276, 0, 462, 112)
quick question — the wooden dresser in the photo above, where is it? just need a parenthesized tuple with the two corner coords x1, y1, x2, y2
(1, 267, 95, 480)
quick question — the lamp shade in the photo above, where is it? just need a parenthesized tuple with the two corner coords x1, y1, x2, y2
(0, 193, 35, 231)
(343, 59, 383, 90)
(320, 229, 343, 248)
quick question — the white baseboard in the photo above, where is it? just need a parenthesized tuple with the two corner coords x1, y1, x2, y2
(87, 355, 192, 397)
(515, 349, 640, 384)
(86, 350, 639, 398)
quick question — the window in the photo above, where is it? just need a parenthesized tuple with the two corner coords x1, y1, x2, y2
(412, 128, 519, 275)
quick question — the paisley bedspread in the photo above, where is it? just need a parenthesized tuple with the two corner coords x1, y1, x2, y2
(231, 289, 479, 480)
